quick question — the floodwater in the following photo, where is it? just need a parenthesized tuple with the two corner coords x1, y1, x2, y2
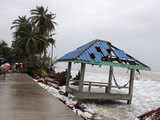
(57, 65, 160, 120)
(82, 78, 160, 120)
(0, 73, 82, 120)
(2, 67, 158, 120)
(75, 69, 160, 120)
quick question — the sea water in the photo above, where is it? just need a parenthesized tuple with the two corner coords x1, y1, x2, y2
(56, 63, 160, 120)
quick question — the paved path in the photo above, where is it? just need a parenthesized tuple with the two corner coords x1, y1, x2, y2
(0, 73, 82, 120)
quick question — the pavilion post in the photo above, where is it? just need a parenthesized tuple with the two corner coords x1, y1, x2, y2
(127, 69, 135, 104)
(66, 62, 72, 92)
(79, 63, 86, 92)
(105, 66, 113, 93)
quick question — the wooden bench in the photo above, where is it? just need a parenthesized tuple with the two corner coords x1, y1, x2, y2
(83, 81, 128, 92)
(71, 80, 128, 92)
(83, 81, 108, 92)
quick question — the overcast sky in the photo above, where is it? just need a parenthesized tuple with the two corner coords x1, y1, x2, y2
(0, 0, 160, 70)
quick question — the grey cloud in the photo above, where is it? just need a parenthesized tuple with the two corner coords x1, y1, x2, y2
(0, 0, 160, 69)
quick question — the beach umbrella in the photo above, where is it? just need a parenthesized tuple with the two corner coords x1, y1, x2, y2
(4, 63, 11, 71)
(1, 63, 11, 71)
(0, 65, 6, 71)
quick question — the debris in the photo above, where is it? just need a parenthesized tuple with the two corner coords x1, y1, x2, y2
(34, 78, 102, 120)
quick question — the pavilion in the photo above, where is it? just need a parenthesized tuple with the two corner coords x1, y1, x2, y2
(57, 39, 151, 104)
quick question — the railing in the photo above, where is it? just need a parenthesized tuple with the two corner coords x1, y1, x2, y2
(70, 80, 129, 92)
(83, 81, 108, 92)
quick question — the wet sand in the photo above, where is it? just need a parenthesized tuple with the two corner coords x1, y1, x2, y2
(0, 73, 82, 120)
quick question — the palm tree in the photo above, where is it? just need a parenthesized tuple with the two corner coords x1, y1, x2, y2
(48, 36, 55, 65)
(0, 40, 7, 48)
(31, 6, 56, 35)
(11, 16, 45, 60)
(0, 40, 15, 64)
(10, 6, 57, 73)
(0, 40, 8, 57)
(30, 6, 57, 58)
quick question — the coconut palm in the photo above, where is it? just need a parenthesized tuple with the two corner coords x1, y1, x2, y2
(48, 36, 56, 65)
(30, 6, 57, 57)
(0, 40, 15, 64)
(11, 6, 57, 74)
(11, 16, 45, 59)
(0, 40, 7, 48)
(31, 6, 56, 35)
(0, 40, 8, 57)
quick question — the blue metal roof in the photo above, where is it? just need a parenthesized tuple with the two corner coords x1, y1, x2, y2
(113, 49, 129, 60)
(58, 40, 134, 62)
(57, 39, 150, 70)
(58, 41, 93, 61)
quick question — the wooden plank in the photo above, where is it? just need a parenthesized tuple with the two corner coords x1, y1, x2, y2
(79, 63, 86, 92)
(68, 87, 130, 100)
(83, 83, 108, 87)
(105, 66, 113, 93)
(84, 81, 108, 84)
(83, 83, 128, 88)
(66, 62, 72, 92)
(80, 81, 128, 88)
(68, 87, 130, 104)
(127, 69, 135, 104)
(111, 86, 128, 89)
(83, 81, 108, 87)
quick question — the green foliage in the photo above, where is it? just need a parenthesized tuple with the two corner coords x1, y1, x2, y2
(24, 55, 50, 77)
(0, 40, 16, 64)
(40, 69, 48, 78)
(10, 6, 57, 75)
(30, 6, 56, 58)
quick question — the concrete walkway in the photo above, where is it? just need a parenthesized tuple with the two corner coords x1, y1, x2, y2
(0, 73, 82, 120)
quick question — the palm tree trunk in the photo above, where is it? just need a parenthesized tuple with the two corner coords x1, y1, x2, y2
(43, 48, 47, 66)
(51, 44, 53, 65)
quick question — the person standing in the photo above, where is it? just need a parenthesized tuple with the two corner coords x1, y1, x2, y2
(15, 63, 18, 72)
(20, 63, 23, 72)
